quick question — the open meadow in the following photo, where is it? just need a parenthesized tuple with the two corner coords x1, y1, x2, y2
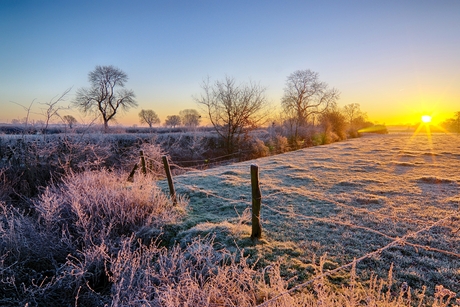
(162, 132, 460, 304)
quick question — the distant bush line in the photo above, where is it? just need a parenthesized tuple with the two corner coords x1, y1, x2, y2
(0, 120, 387, 206)
(0, 124, 215, 135)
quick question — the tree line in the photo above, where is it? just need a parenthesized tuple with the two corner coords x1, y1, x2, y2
(441, 112, 460, 133)
(11, 65, 375, 152)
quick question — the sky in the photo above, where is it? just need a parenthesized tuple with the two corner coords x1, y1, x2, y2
(1, 0, 459, 127)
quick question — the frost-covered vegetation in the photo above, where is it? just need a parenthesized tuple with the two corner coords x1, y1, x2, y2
(159, 132, 459, 305)
(1, 132, 459, 306)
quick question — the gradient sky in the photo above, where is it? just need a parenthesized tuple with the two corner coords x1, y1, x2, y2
(1, 0, 459, 126)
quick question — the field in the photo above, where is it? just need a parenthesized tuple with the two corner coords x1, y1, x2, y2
(160, 132, 460, 302)
(1, 131, 459, 306)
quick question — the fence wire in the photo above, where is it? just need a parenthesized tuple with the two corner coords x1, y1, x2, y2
(137, 151, 460, 304)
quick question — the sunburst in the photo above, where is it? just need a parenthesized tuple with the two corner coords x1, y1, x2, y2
(421, 115, 432, 123)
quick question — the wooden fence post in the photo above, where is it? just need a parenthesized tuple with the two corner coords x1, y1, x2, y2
(127, 163, 138, 182)
(162, 155, 177, 204)
(140, 150, 147, 175)
(251, 164, 262, 240)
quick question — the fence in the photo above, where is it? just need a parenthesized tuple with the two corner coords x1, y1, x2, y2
(128, 150, 460, 305)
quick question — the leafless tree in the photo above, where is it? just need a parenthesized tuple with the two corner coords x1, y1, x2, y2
(63, 115, 78, 129)
(73, 65, 137, 132)
(164, 115, 181, 128)
(179, 109, 201, 127)
(9, 99, 37, 133)
(281, 69, 339, 130)
(139, 109, 160, 128)
(342, 103, 370, 135)
(39, 88, 72, 136)
(343, 103, 366, 125)
(196, 76, 269, 154)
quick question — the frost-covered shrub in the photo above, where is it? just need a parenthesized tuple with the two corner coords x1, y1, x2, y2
(267, 134, 289, 154)
(314, 131, 341, 145)
(0, 134, 166, 209)
(110, 235, 259, 307)
(249, 138, 270, 159)
(157, 132, 211, 165)
(35, 169, 186, 246)
(0, 202, 74, 306)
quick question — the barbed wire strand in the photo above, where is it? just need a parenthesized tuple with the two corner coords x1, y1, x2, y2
(172, 180, 460, 260)
(140, 152, 460, 304)
(255, 213, 459, 307)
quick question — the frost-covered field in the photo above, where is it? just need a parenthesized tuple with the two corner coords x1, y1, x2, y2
(167, 132, 460, 295)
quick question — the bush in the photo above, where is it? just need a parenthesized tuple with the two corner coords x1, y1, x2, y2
(0, 169, 187, 307)
(267, 134, 289, 154)
(36, 169, 186, 246)
(0, 134, 167, 209)
(246, 138, 270, 160)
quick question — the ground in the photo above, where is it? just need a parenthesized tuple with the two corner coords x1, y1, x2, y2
(160, 132, 460, 295)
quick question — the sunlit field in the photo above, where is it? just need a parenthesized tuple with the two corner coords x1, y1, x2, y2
(164, 132, 460, 303)
(1, 131, 459, 306)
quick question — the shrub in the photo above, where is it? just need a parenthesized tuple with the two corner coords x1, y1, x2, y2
(247, 138, 270, 160)
(1, 169, 187, 306)
(35, 169, 186, 247)
(267, 134, 289, 154)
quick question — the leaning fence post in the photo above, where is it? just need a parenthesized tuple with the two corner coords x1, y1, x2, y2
(162, 155, 177, 204)
(127, 163, 138, 182)
(139, 150, 147, 175)
(251, 164, 262, 240)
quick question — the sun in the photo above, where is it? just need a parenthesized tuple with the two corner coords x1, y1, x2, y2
(421, 115, 432, 123)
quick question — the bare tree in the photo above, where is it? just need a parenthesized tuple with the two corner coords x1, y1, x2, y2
(343, 103, 367, 125)
(282, 69, 339, 130)
(9, 99, 37, 133)
(196, 76, 269, 154)
(139, 109, 160, 128)
(39, 88, 72, 136)
(179, 109, 201, 127)
(63, 115, 78, 129)
(73, 65, 137, 132)
(164, 115, 181, 128)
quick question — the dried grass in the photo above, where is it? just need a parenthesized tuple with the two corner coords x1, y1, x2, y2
(1, 133, 459, 306)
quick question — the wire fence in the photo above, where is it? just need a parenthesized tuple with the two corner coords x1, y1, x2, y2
(173, 178, 460, 258)
(132, 150, 460, 304)
(173, 175, 460, 305)
(256, 213, 459, 307)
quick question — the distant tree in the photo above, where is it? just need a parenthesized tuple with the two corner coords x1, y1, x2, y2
(164, 115, 181, 128)
(35, 120, 45, 127)
(63, 115, 78, 129)
(9, 100, 36, 132)
(41, 88, 71, 126)
(343, 103, 362, 125)
(73, 65, 137, 132)
(139, 109, 160, 128)
(319, 107, 347, 142)
(196, 76, 269, 154)
(179, 109, 201, 127)
(441, 111, 460, 133)
(342, 103, 370, 135)
(281, 69, 339, 140)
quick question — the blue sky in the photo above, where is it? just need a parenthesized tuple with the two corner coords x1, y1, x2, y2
(1, 0, 459, 126)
